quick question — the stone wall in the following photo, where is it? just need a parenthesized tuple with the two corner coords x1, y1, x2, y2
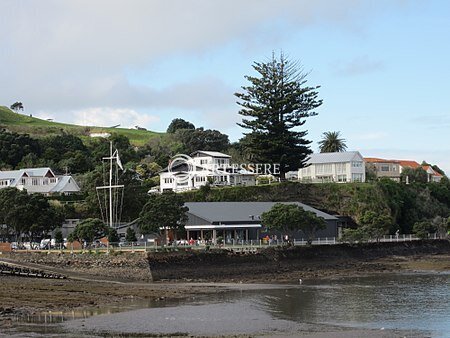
(147, 240, 450, 281)
(1, 251, 152, 282)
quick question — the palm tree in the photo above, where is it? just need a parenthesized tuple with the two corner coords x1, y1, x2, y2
(318, 131, 347, 153)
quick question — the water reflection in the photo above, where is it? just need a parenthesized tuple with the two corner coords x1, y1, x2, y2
(11, 272, 450, 337)
(256, 273, 450, 333)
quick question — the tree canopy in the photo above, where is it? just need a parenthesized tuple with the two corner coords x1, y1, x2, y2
(261, 203, 326, 244)
(177, 127, 230, 154)
(0, 188, 63, 244)
(318, 131, 347, 153)
(401, 167, 428, 184)
(139, 191, 188, 242)
(67, 218, 108, 245)
(10, 102, 24, 113)
(167, 118, 195, 133)
(235, 52, 322, 178)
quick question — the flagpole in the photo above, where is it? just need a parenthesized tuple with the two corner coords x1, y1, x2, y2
(109, 141, 113, 229)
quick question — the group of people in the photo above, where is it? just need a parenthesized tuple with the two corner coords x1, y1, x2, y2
(169, 238, 211, 246)
(262, 234, 290, 245)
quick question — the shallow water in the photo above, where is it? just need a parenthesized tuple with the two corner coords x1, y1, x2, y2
(4, 272, 450, 337)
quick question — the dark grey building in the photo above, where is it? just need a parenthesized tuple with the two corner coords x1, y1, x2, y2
(184, 202, 339, 243)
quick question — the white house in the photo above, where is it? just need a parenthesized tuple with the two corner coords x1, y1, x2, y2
(0, 167, 81, 195)
(298, 151, 366, 183)
(159, 151, 256, 192)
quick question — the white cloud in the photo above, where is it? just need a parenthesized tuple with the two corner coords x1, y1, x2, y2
(71, 107, 160, 129)
(0, 0, 407, 119)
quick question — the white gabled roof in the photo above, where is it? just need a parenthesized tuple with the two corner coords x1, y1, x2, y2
(50, 176, 80, 193)
(306, 151, 363, 164)
(23, 167, 55, 177)
(0, 170, 28, 187)
(191, 150, 231, 158)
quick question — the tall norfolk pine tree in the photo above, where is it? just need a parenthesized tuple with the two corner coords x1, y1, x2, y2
(235, 53, 322, 178)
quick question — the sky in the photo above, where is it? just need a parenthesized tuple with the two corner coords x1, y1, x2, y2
(1, 0, 449, 173)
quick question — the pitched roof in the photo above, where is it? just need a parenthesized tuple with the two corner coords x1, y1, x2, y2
(185, 202, 337, 224)
(364, 158, 421, 168)
(397, 160, 420, 168)
(422, 165, 443, 177)
(364, 157, 392, 163)
(0, 170, 27, 186)
(0, 167, 54, 178)
(191, 151, 231, 158)
(307, 151, 362, 164)
(50, 176, 80, 193)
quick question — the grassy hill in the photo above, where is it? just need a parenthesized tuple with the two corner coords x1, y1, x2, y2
(0, 106, 161, 146)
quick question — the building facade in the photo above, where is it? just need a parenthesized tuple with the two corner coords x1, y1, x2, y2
(184, 201, 339, 244)
(0, 167, 80, 195)
(298, 151, 366, 183)
(364, 158, 443, 182)
(159, 151, 256, 192)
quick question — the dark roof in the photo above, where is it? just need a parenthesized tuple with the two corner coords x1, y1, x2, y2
(185, 202, 337, 224)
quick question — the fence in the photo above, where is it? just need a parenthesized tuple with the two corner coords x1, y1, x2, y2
(2, 233, 442, 255)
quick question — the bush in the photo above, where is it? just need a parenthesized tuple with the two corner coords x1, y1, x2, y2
(413, 220, 435, 239)
(340, 228, 369, 244)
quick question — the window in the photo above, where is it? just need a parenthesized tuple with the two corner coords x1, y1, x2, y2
(32, 178, 38, 186)
(21, 178, 26, 185)
(337, 174, 347, 182)
(352, 161, 363, 168)
(381, 165, 390, 172)
(164, 178, 174, 184)
(200, 159, 208, 165)
(352, 173, 364, 182)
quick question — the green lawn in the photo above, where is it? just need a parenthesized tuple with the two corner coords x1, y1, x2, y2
(0, 106, 162, 146)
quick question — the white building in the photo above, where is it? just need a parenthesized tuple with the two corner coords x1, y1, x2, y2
(159, 151, 256, 192)
(298, 151, 366, 183)
(0, 167, 80, 195)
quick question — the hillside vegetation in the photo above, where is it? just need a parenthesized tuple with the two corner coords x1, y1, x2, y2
(0, 106, 160, 146)
(183, 180, 450, 234)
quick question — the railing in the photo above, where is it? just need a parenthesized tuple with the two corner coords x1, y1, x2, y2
(3, 233, 444, 254)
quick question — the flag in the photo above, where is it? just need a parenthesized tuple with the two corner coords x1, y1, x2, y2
(116, 149, 123, 170)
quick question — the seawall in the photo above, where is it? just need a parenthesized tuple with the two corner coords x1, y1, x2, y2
(1, 240, 448, 283)
(0, 251, 152, 282)
(147, 240, 450, 282)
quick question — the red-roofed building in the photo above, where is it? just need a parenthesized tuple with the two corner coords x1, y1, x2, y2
(422, 165, 443, 183)
(364, 158, 443, 182)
